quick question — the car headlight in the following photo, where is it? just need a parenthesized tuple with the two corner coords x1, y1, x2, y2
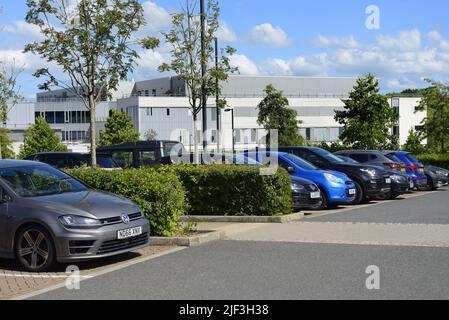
(324, 173, 344, 184)
(359, 168, 377, 176)
(291, 183, 305, 191)
(59, 215, 101, 228)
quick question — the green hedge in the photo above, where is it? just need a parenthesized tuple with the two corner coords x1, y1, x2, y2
(417, 153, 449, 169)
(155, 165, 292, 216)
(66, 168, 187, 237)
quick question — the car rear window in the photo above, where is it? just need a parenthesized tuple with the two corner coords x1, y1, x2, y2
(405, 153, 420, 163)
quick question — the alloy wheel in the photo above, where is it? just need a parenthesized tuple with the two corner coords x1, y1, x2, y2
(17, 228, 53, 271)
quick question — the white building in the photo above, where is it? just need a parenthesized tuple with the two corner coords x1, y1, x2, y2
(5, 76, 428, 156)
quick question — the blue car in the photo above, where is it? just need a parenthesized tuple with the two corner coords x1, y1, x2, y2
(243, 151, 356, 209)
(383, 151, 428, 190)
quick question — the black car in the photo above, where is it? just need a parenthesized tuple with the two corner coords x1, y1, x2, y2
(97, 141, 185, 168)
(291, 176, 323, 211)
(25, 152, 120, 169)
(424, 166, 448, 190)
(276, 147, 391, 204)
(335, 154, 412, 200)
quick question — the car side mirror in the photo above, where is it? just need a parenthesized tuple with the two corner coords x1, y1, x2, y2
(0, 189, 11, 204)
(286, 166, 296, 174)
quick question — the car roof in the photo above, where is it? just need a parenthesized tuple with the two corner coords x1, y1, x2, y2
(0, 160, 47, 169)
(336, 150, 383, 154)
(28, 152, 111, 156)
(97, 140, 181, 150)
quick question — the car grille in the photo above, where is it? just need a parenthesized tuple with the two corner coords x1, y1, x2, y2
(100, 212, 143, 226)
(345, 181, 353, 185)
(69, 240, 95, 255)
(97, 234, 149, 255)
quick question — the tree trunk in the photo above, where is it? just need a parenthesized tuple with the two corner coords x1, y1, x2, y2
(193, 114, 199, 164)
(89, 94, 97, 168)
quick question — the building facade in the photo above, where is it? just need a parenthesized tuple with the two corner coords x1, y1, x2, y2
(5, 76, 427, 156)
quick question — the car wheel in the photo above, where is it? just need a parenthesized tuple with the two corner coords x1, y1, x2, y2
(349, 181, 365, 205)
(15, 225, 56, 272)
(317, 188, 328, 210)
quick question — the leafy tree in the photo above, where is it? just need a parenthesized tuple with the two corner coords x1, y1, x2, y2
(99, 109, 140, 147)
(0, 128, 15, 159)
(416, 79, 449, 154)
(24, 0, 159, 166)
(403, 129, 426, 154)
(144, 129, 158, 141)
(159, 0, 237, 162)
(335, 74, 399, 149)
(257, 84, 304, 146)
(19, 116, 67, 158)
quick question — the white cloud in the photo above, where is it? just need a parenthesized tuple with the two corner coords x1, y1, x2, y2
(140, 0, 171, 35)
(229, 54, 259, 75)
(246, 23, 292, 47)
(376, 29, 421, 51)
(427, 30, 449, 50)
(3, 21, 43, 40)
(216, 21, 237, 43)
(312, 35, 360, 49)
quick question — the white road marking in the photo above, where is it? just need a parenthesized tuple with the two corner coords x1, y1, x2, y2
(1, 274, 93, 279)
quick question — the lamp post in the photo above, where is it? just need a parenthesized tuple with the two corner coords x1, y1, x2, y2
(224, 108, 235, 154)
(215, 37, 220, 152)
(200, 0, 207, 152)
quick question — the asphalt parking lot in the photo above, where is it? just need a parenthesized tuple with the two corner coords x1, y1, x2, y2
(23, 187, 449, 300)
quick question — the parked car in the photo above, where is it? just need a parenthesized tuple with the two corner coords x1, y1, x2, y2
(24, 152, 120, 169)
(335, 150, 405, 172)
(243, 151, 356, 209)
(275, 147, 391, 204)
(97, 140, 186, 168)
(335, 154, 413, 200)
(290, 176, 323, 211)
(383, 151, 431, 191)
(161, 152, 261, 166)
(426, 166, 449, 186)
(0, 160, 149, 272)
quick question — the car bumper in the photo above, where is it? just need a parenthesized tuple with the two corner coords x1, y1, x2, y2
(364, 177, 391, 197)
(292, 191, 322, 209)
(327, 186, 357, 204)
(49, 217, 150, 263)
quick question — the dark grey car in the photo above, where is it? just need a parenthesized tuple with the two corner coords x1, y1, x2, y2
(0, 160, 149, 272)
(335, 150, 405, 171)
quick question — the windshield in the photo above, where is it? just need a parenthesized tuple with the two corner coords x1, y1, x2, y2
(86, 156, 118, 168)
(283, 154, 318, 170)
(385, 153, 403, 163)
(338, 156, 359, 164)
(405, 153, 420, 163)
(312, 148, 345, 163)
(224, 154, 261, 166)
(0, 165, 88, 197)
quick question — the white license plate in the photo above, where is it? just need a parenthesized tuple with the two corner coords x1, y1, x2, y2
(410, 182, 414, 189)
(310, 191, 321, 199)
(386, 178, 391, 184)
(117, 227, 143, 240)
(348, 189, 356, 195)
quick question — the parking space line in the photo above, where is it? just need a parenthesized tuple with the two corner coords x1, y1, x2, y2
(303, 190, 442, 219)
(11, 246, 186, 300)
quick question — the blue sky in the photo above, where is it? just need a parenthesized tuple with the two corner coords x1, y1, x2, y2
(1, 0, 449, 98)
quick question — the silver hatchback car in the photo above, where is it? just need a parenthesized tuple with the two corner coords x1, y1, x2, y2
(0, 160, 150, 272)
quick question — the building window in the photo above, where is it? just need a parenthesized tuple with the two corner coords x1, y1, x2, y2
(45, 112, 55, 124)
(55, 112, 64, 124)
(211, 108, 217, 121)
(393, 126, 399, 136)
(305, 128, 311, 141)
(392, 98, 400, 108)
(152, 89, 157, 96)
(145, 90, 149, 97)
(167, 108, 170, 116)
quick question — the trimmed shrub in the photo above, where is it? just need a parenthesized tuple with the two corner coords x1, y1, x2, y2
(66, 168, 187, 237)
(155, 165, 292, 216)
(417, 153, 449, 169)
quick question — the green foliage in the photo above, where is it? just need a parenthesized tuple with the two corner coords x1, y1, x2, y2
(0, 128, 15, 159)
(417, 153, 449, 169)
(19, 116, 67, 159)
(0, 62, 22, 124)
(24, 0, 159, 166)
(335, 74, 399, 149)
(144, 129, 158, 141)
(257, 84, 304, 146)
(159, 0, 237, 160)
(66, 168, 187, 237)
(416, 79, 449, 153)
(99, 109, 140, 147)
(156, 165, 292, 216)
(403, 129, 426, 154)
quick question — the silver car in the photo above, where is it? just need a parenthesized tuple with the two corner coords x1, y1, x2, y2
(0, 160, 150, 272)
